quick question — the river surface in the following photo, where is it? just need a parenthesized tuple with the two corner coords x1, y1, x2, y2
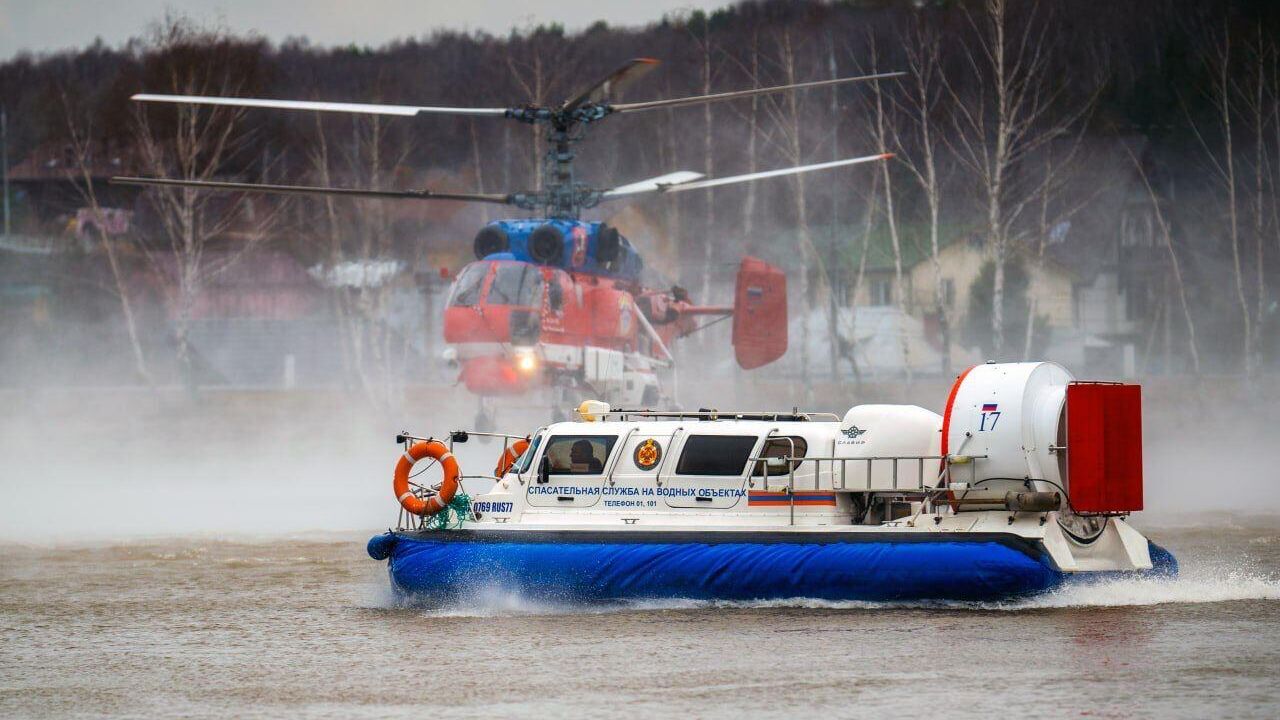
(2, 519, 1278, 719)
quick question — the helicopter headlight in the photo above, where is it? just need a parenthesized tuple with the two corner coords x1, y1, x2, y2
(514, 348, 539, 374)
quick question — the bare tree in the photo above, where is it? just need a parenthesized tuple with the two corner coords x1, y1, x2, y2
(505, 26, 583, 191)
(1129, 148, 1202, 375)
(742, 29, 763, 244)
(764, 26, 817, 387)
(862, 34, 912, 382)
(469, 118, 490, 225)
(308, 111, 414, 410)
(133, 24, 275, 393)
(844, 168, 882, 385)
(61, 96, 151, 385)
(1018, 110, 1098, 360)
(690, 18, 718, 305)
(1240, 25, 1274, 375)
(1186, 27, 1253, 375)
(894, 16, 952, 375)
(505, 32, 559, 190)
(944, 0, 1077, 359)
(825, 31, 842, 379)
(656, 72, 685, 266)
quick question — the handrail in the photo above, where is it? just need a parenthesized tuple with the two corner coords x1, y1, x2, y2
(599, 409, 841, 422)
(604, 426, 640, 485)
(447, 430, 530, 445)
(746, 454, 989, 493)
(759, 429, 798, 526)
(653, 425, 684, 488)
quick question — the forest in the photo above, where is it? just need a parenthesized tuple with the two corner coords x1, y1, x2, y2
(1, 0, 1278, 395)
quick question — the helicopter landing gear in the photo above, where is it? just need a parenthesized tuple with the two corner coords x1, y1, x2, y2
(641, 385, 661, 407)
(474, 398, 497, 433)
(550, 385, 572, 423)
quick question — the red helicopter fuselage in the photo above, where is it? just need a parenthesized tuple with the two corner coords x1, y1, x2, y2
(442, 256, 785, 405)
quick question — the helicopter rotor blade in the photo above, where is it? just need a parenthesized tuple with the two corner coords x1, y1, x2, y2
(600, 171, 704, 198)
(600, 154, 891, 199)
(110, 176, 514, 204)
(561, 57, 661, 112)
(130, 94, 509, 117)
(609, 71, 904, 114)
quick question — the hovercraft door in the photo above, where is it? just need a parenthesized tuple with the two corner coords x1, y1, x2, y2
(525, 433, 617, 508)
(661, 434, 758, 509)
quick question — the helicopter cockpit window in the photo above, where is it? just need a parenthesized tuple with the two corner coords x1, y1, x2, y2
(449, 263, 488, 307)
(487, 264, 543, 308)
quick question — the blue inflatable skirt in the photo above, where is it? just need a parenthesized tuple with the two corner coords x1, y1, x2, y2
(370, 530, 1176, 604)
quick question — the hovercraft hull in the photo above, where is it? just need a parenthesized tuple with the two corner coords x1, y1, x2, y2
(371, 530, 1176, 603)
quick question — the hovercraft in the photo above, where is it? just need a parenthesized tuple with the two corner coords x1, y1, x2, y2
(368, 362, 1177, 603)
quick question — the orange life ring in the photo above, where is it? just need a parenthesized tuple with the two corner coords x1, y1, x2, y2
(494, 437, 531, 477)
(393, 440, 460, 516)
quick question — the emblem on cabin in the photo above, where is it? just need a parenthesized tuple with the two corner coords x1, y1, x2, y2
(633, 438, 662, 470)
(842, 425, 866, 440)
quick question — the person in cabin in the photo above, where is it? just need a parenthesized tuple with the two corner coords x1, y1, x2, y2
(570, 439, 604, 474)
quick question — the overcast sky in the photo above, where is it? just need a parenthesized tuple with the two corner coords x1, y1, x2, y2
(0, 0, 732, 60)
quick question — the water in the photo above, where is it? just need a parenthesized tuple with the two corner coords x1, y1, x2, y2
(3, 521, 1278, 719)
(3, 388, 1279, 717)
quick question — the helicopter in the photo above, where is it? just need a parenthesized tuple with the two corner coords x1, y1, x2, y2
(113, 58, 900, 426)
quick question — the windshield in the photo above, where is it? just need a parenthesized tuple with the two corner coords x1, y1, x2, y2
(449, 263, 488, 307)
(515, 431, 544, 474)
(543, 435, 618, 475)
(486, 263, 543, 307)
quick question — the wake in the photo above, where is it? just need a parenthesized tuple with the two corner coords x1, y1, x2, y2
(399, 562, 1280, 617)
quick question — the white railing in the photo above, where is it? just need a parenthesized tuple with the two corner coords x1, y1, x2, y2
(746, 453, 987, 525)
(393, 429, 531, 531)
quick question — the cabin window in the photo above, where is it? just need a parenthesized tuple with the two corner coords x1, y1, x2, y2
(543, 435, 617, 475)
(449, 263, 488, 307)
(675, 435, 757, 476)
(487, 263, 543, 307)
(752, 436, 808, 477)
(515, 432, 544, 474)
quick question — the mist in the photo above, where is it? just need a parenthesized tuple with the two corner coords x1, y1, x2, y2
(3, 343, 1277, 543)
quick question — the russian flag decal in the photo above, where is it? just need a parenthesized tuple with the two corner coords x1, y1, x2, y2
(981, 403, 998, 412)
(748, 491, 837, 507)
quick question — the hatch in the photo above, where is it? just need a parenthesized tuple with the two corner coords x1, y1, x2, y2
(660, 433, 758, 509)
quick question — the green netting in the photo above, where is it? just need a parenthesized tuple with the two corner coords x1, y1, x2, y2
(422, 491, 473, 531)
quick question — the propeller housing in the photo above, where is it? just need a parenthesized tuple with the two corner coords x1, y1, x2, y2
(475, 219, 643, 281)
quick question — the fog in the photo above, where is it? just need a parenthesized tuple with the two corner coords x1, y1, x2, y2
(2, 344, 1277, 544)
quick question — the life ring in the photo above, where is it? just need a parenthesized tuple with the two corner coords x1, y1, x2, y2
(494, 437, 531, 477)
(393, 440, 460, 516)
